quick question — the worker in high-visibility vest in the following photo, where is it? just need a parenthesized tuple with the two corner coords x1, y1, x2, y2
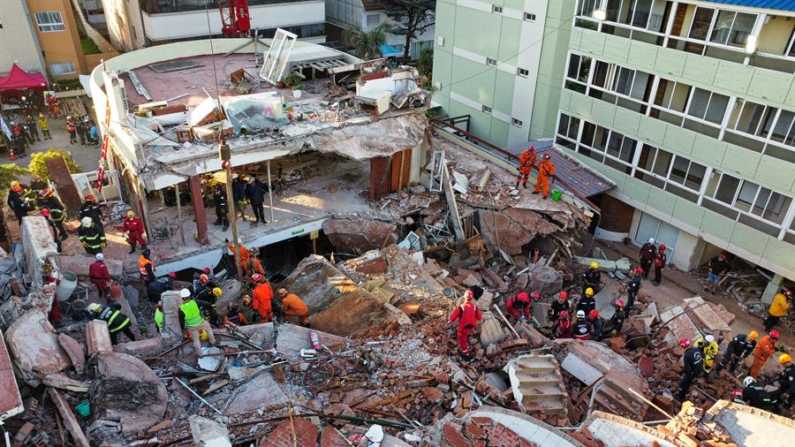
(139, 248, 155, 285)
(178, 288, 217, 356)
(87, 302, 136, 344)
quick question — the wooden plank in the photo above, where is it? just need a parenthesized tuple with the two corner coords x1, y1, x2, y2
(45, 156, 83, 211)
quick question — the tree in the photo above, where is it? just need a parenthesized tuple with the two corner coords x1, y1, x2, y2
(0, 164, 30, 190)
(28, 149, 82, 181)
(343, 24, 388, 60)
(383, 0, 435, 63)
(417, 47, 433, 79)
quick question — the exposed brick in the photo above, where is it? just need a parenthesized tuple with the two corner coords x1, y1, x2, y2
(320, 426, 349, 447)
(470, 417, 492, 427)
(260, 418, 318, 447)
(442, 423, 470, 447)
(463, 421, 487, 440)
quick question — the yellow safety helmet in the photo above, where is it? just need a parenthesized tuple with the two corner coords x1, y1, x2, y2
(212, 287, 223, 298)
(127, 211, 136, 218)
(589, 261, 599, 270)
(780, 353, 792, 365)
(585, 288, 594, 297)
(748, 330, 759, 341)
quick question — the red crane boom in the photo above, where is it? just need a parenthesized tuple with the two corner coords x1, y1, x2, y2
(218, 0, 251, 37)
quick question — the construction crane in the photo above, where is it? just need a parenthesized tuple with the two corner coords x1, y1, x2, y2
(219, 0, 251, 38)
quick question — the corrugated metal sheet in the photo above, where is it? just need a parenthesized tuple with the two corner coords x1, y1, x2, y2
(705, 0, 795, 12)
(505, 139, 616, 198)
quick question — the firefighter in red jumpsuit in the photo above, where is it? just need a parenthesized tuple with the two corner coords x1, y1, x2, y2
(122, 211, 147, 254)
(449, 290, 483, 358)
(506, 291, 538, 322)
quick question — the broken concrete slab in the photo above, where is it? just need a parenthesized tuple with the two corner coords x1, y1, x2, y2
(260, 417, 318, 447)
(703, 400, 795, 447)
(160, 291, 184, 341)
(190, 415, 232, 447)
(113, 336, 163, 357)
(0, 329, 24, 420)
(593, 280, 623, 321)
(58, 333, 86, 372)
(682, 297, 733, 334)
(450, 407, 585, 447)
(54, 254, 124, 279)
(20, 216, 58, 288)
(42, 372, 89, 392)
(479, 208, 561, 255)
(323, 219, 397, 254)
(95, 351, 168, 435)
(6, 309, 71, 383)
(346, 250, 387, 274)
(86, 320, 113, 355)
(505, 354, 568, 416)
(47, 388, 90, 447)
(582, 411, 680, 447)
(276, 324, 349, 357)
(225, 373, 288, 415)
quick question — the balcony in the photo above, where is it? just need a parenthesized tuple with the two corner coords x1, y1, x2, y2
(575, 0, 795, 74)
(143, 0, 315, 14)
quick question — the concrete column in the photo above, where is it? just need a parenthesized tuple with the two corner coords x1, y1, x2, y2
(761, 273, 785, 305)
(189, 175, 209, 245)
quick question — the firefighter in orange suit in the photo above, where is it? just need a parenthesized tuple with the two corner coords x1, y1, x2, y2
(139, 248, 155, 285)
(750, 331, 780, 379)
(515, 146, 536, 189)
(533, 152, 556, 199)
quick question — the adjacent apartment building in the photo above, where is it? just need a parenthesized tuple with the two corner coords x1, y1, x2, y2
(0, 1, 45, 76)
(431, 0, 575, 148)
(554, 0, 795, 296)
(103, 0, 326, 51)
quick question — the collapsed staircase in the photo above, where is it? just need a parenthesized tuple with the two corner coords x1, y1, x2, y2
(505, 354, 568, 416)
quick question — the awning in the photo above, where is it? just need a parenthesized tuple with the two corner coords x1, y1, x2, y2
(0, 64, 48, 92)
(506, 139, 616, 199)
(380, 44, 402, 58)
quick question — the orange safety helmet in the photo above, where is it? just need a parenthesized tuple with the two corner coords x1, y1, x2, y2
(42, 189, 54, 197)
(11, 185, 22, 193)
(199, 274, 209, 284)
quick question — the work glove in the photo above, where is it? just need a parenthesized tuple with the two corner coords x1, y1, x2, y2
(776, 344, 786, 352)
(611, 329, 617, 336)
(551, 175, 556, 185)
(101, 242, 107, 248)
(82, 242, 89, 248)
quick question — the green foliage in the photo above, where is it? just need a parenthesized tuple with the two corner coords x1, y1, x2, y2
(81, 38, 101, 56)
(283, 73, 303, 89)
(417, 47, 434, 78)
(343, 24, 388, 60)
(0, 164, 30, 190)
(27, 149, 82, 181)
(383, 0, 435, 62)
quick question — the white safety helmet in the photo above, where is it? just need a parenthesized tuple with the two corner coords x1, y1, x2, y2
(87, 303, 102, 313)
(705, 335, 715, 343)
(67, 115, 72, 120)
(576, 310, 585, 319)
(743, 376, 756, 387)
(180, 288, 191, 299)
(95, 253, 104, 261)
(81, 217, 93, 228)
(648, 238, 655, 244)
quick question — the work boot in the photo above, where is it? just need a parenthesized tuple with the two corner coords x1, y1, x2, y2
(129, 247, 136, 254)
(515, 181, 519, 189)
(543, 195, 548, 200)
(523, 182, 527, 189)
(532, 191, 539, 195)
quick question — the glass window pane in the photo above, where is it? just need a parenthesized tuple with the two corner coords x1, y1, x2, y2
(729, 13, 756, 46)
(688, 88, 711, 120)
(686, 162, 707, 190)
(690, 7, 715, 40)
(736, 181, 759, 209)
(710, 10, 736, 45)
(631, 0, 653, 27)
(653, 149, 673, 176)
(619, 137, 636, 162)
(567, 54, 580, 79)
(592, 61, 609, 88)
(637, 144, 656, 171)
(670, 156, 690, 184)
(715, 175, 740, 204)
(594, 126, 608, 151)
(568, 117, 580, 139)
(705, 92, 729, 124)
(771, 110, 795, 143)
(558, 114, 570, 135)
(581, 122, 596, 147)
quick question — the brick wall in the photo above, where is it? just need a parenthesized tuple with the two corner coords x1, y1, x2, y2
(598, 195, 635, 233)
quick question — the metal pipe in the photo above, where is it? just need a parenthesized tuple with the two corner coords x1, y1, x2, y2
(174, 377, 224, 416)
(493, 304, 522, 339)
(629, 388, 674, 419)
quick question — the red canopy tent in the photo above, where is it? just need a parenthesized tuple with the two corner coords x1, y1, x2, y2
(0, 64, 48, 92)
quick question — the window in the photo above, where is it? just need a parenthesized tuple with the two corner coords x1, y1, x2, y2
(689, 7, 715, 40)
(50, 62, 76, 75)
(706, 172, 791, 225)
(566, 54, 591, 83)
(557, 114, 581, 140)
(730, 99, 771, 137)
(366, 14, 380, 27)
(512, 118, 523, 127)
(654, 79, 690, 113)
(768, 109, 795, 146)
(577, 0, 598, 18)
(482, 105, 492, 114)
(35, 11, 65, 32)
(669, 157, 707, 191)
(517, 67, 529, 77)
(686, 88, 729, 124)
(627, 0, 653, 28)
(590, 61, 649, 101)
(492, 5, 503, 14)
(524, 13, 537, 22)
(486, 58, 497, 67)
(710, 11, 756, 47)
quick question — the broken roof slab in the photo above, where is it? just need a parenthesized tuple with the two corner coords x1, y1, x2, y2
(6, 309, 72, 382)
(582, 411, 682, 447)
(465, 407, 586, 447)
(0, 329, 24, 420)
(704, 400, 795, 447)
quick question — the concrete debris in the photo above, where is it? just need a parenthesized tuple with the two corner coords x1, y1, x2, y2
(6, 309, 71, 384)
(190, 415, 232, 447)
(47, 388, 90, 447)
(505, 355, 568, 416)
(86, 319, 113, 355)
(0, 329, 23, 420)
(58, 333, 86, 372)
(226, 373, 288, 415)
(323, 219, 397, 254)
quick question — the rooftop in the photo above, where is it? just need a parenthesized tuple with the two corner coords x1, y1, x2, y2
(706, 0, 795, 13)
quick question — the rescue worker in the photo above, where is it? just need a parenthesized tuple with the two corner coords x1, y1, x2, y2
(677, 338, 703, 401)
(515, 145, 536, 189)
(40, 209, 62, 252)
(89, 253, 112, 298)
(122, 211, 147, 254)
(87, 302, 136, 344)
(706, 252, 730, 294)
(66, 116, 77, 144)
(154, 302, 164, 333)
(178, 288, 217, 356)
(775, 354, 795, 408)
(147, 272, 176, 302)
(731, 389, 746, 405)
(751, 330, 780, 379)
(573, 310, 591, 341)
(532, 152, 556, 199)
(608, 300, 627, 335)
(549, 291, 570, 321)
(79, 194, 104, 234)
(38, 114, 52, 140)
(506, 291, 533, 323)
(764, 288, 792, 333)
(552, 310, 573, 339)
(7, 184, 31, 224)
(576, 288, 596, 315)
(233, 295, 259, 326)
(138, 248, 155, 285)
(695, 335, 720, 377)
(246, 249, 266, 277)
(213, 184, 229, 231)
(743, 376, 780, 413)
(196, 286, 223, 307)
(41, 189, 68, 240)
(29, 174, 47, 192)
(224, 238, 251, 276)
(449, 291, 483, 358)
(717, 331, 758, 375)
(232, 174, 248, 220)
(625, 267, 643, 314)
(78, 216, 106, 254)
(653, 244, 667, 286)
(25, 115, 40, 142)
(588, 309, 603, 341)
(251, 274, 274, 322)
(245, 176, 268, 226)
(193, 273, 216, 297)
(278, 288, 310, 326)
(639, 238, 656, 278)
(582, 261, 601, 295)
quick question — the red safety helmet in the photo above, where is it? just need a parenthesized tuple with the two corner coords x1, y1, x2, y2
(251, 273, 264, 282)
(40, 209, 51, 217)
(560, 310, 569, 318)
(199, 274, 209, 284)
(168, 271, 177, 279)
(732, 389, 743, 399)
(203, 267, 212, 275)
(85, 194, 96, 201)
(785, 288, 793, 298)
(527, 145, 535, 152)
(679, 338, 691, 349)
(634, 267, 644, 275)
(531, 291, 541, 300)
(771, 330, 780, 340)
(659, 244, 666, 251)
(542, 152, 551, 159)
(718, 252, 727, 259)
(616, 299, 625, 307)
(589, 309, 599, 319)
(559, 291, 568, 300)
(42, 189, 54, 197)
